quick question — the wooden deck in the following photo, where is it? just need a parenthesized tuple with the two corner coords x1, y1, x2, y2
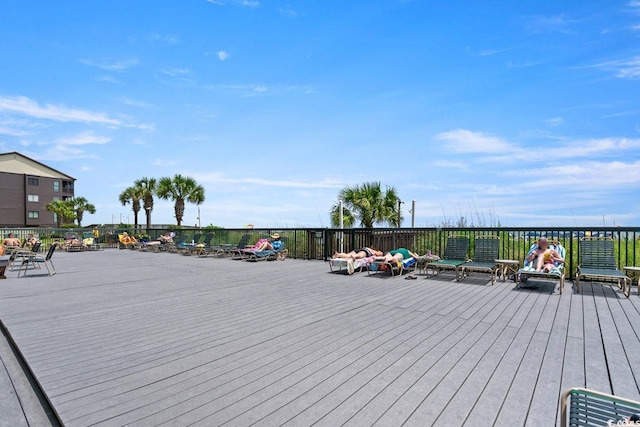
(0, 249, 639, 427)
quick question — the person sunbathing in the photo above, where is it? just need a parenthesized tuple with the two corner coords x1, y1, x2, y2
(121, 232, 138, 244)
(158, 232, 174, 243)
(255, 233, 284, 251)
(333, 247, 383, 260)
(379, 248, 420, 263)
(2, 233, 21, 247)
(526, 237, 564, 272)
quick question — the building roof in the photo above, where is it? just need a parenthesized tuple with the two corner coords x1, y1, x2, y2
(0, 152, 75, 180)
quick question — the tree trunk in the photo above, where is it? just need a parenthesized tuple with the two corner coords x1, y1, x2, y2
(77, 211, 83, 227)
(175, 199, 185, 226)
(146, 210, 151, 229)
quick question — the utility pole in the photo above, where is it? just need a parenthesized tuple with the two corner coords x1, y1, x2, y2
(339, 200, 344, 253)
(397, 200, 404, 228)
(411, 200, 415, 228)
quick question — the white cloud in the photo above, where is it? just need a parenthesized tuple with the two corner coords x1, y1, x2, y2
(192, 172, 344, 189)
(56, 131, 111, 146)
(513, 161, 640, 189)
(149, 33, 178, 45)
(118, 97, 153, 108)
(210, 84, 315, 97)
(217, 50, 229, 61)
(0, 126, 29, 136)
(158, 68, 195, 85)
(205, 0, 259, 6)
(79, 58, 139, 72)
(96, 75, 121, 84)
(0, 95, 121, 126)
(152, 158, 177, 167)
(433, 129, 515, 153)
(544, 117, 564, 127)
(0, 95, 153, 131)
(582, 56, 640, 79)
(279, 6, 298, 17)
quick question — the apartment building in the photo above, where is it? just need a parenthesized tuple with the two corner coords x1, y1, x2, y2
(0, 152, 75, 227)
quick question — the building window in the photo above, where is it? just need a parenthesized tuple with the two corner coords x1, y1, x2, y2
(27, 177, 39, 186)
(53, 181, 60, 192)
(53, 196, 60, 201)
(62, 180, 73, 193)
(27, 194, 39, 202)
(53, 213, 58, 223)
(28, 211, 39, 219)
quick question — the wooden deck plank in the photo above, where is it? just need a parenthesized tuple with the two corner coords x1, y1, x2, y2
(1, 250, 639, 427)
(347, 284, 532, 426)
(582, 283, 613, 394)
(524, 281, 572, 427)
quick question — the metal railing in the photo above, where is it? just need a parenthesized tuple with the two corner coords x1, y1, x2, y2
(2, 226, 639, 279)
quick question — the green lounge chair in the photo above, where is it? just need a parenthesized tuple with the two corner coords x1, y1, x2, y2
(575, 237, 631, 297)
(425, 236, 469, 281)
(459, 236, 500, 285)
(560, 387, 640, 427)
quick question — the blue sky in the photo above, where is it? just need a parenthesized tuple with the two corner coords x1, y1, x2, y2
(1, 0, 639, 228)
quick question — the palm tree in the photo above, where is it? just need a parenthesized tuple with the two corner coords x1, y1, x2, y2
(134, 177, 157, 229)
(69, 196, 96, 227)
(46, 200, 75, 227)
(330, 182, 401, 228)
(119, 186, 143, 229)
(157, 174, 205, 226)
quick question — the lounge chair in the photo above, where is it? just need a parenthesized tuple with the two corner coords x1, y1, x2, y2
(575, 237, 631, 297)
(425, 236, 470, 280)
(17, 243, 58, 278)
(243, 238, 288, 262)
(118, 234, 140, 250)
(368, 256, 417, 277)
(231, 237, 268, 260)
(560, 387, 640, 427)
(329, 256, 376, 275)
(459, 236, 500, 285)
(516, 240, 566, 294)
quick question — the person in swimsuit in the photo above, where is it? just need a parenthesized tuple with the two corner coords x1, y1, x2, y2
(526, 237, 564, 272)
(379, 248, 420, 263)
(332, 247, 383, 259)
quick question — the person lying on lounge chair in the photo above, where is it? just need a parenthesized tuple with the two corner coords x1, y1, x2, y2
(158, 232, 174, 243)
(121, 232, 138, 244)
(26, 234, 39, 247)
(379, 248, 420, 263)
(525, 237, 564, 273)
(332, 247, 384, 260)
(255, 233, 284, 251)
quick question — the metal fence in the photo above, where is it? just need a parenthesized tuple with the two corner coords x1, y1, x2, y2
(2, 226, 639, 279)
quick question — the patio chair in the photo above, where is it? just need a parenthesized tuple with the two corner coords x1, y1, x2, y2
(560, 387, 640, 427)
(459, 236, 500, 285)
(329, 256, 376, 275)
(425, 236, 470, 280)
(17, 243, 58, 278)
(367, 256, 417, 277)
(9, 242, 41, 271)
(516, 240, 566, 294)
(575, 237, 631, 297)
(205, 234, 252, 258)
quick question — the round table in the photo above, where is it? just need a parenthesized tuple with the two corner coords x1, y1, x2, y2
(495, 259, 520, 282)
(623, 266, 640, 297)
